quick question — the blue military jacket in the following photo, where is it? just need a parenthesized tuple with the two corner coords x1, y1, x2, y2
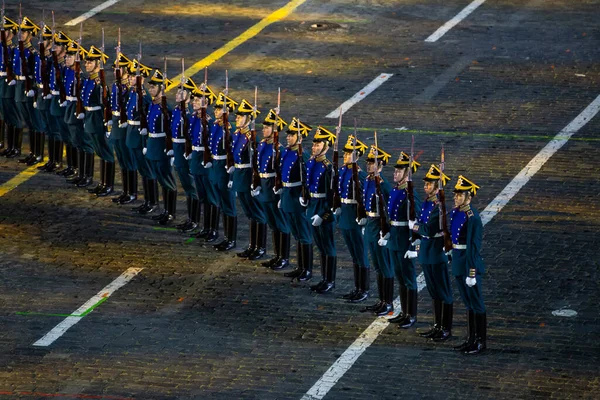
(387, 184, 422, 252)
(208, 119, 235, 158)
(33, 53, 50, 111)
(109, 81, 129, 139)
(450, 205, 485, 276)
(336, 164, 366, 230)
(63, 67, 80, 125)
(125, 86, 152, 149)
(0, 42, 14, 99)
(145, 101, 170, 161)
(12, 42, 36, 102)
(188, 111, 213, 175)
(170, 104, 190, 169)
(363, 175, 391, 238)
(280, 146, 310, 213)
(306, 155, 334, 223)
(81, 75, 104, 135)
(256, 139, 281, 203)
(49, 59, 65, 117)
(414, 194, 448, 264)
(231, 126, 253, 193)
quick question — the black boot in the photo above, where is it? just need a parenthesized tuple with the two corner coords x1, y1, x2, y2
(120, 170, 138, 204)
(464, 313, 486, 354)
(192, 202, 211, 238)
(215, 215, 237, 251)
(7, 127, 22, 158)
(310, 254, 327, 291)
(56, 143, 70, 175)
(76, 152, 95, 187)
(97, 161, 115, 197)
(204, 205, 221, 243)
(363, 274, 383, 311)
(262, 230, 280, 268)
(296, 243, 313, 282)
(316, 256, 336, 294)
(343, 264, 360, 300)
(182, 197, 200, 233)
(176, 196, 195, 231)
(431, 302, 453, 341)
(152, 188, 169, 220)
(38, 136, 53, 170)
(284, 241, 303, 278)
(0, 124, 13, 156)
(399, 289, 418, 329)
(113, 169, 128, 203)
(454, 310, 475, 351)
(271, 232, 290, 270)
(237, 219, 257, 258)
(28, 131, 44, 165)
(89, 159, 106, 193)
(159, 189, 176, 225)
(66, 149, 84, 183)
(375, 277, 394, 316)
(50, 139, 64, 172)
(139, 179, 159, 214)
(419, 299, 442, 338)
(248, 223, 267, 260)
(389, 285, 408, 323)
(18, 129, 34, 163)
(132, 177, 150, 212)
(0, 120, 4, 151)
(350, 267, 370, 303)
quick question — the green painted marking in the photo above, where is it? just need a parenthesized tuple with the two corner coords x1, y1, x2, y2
(15, 296, 109, 318)
(152, 227, 178, 232)
(79, 297, 108, 317)
(184, 238, 196, 244)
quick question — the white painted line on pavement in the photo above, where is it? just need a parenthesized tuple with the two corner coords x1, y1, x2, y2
(425, 0, 487, 43)
(64, 0, 122, 26)
(302, 95, 600, 399)
(33, 267, 143, 347)
(325, 74, 393, 118)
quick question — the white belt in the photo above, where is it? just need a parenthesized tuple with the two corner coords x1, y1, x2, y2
(260, 172, 276, 178)
(283, 181, 301, 188)
(173, 138, 186, 144)
(341, 198, 357, 204)
(422, 233, 444, 239)
(0, 72, 6, 77)
(85, 106, 101, 111)
(66, 96, 78, 101)
(367, 211, 379, 218)
(51, 90, 60, 95)
(391, 221, 408, 227)
(235, 163, 251, 169)
(149, 132, 166, 138)
(112, 111, 121, 116)
(453, 244, 467, 250)
(16, 75, 27, 80)
(192, 145, 204, 151)
(127, 120, 140, 126)
(310, 193, 326, 198)
(212, 155, 227, 160)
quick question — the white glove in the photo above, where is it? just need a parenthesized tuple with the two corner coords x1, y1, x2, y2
(445, 249, 453, 258)
(277, 199, 282, 209)
(119, 121, 128, 128)
(27, 89, 35, 97)
(76, 113, 85, 120)
(203, 161, 213, 168)
(8, 79, 16, 86)
(404, 250, 418, 259)
(33, 101, 38, 109)
(105, 130, 111, 139)
(44, 94, 53, 100)
(227, 180, 233, 189)
(273, 187, 282, 195)
(226, 165, 235, 174)
(166, 149, 174, 156)
(311, 214, 323, 227)
(251, 186, 261, 197)
(378, 238, 388, 247)
(356, 217, 367, 226)
(299, 197, 308, 207)
(378, 231, 388, 247)
(107, 120, 113, 127)
(170, 157, 175, 167)
(361, 227, 365, 236)
(184, 153, 192, 160)
(142, 148, 147, 155)
(466, 277, 477, 287)
(140, 128, 148, 136)
(333, 207, 341, 216)
(59, 101, 67, 107)
(380, 231, 390, 240)
(408, 220, 417, 230)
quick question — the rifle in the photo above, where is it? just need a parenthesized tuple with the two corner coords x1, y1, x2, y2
(352, 119, 367, 221)
(200, 67, 211, 166)
(331, 107, 342, 211)
(50, 11, 66, 104)
(438, 144, 452, 252)
(18, 4, 33, 94)
(272, 87, 283, 192)
(100, 28, 111, 126)
(39, 12, 50, 98)
(136, 41, 148, 133)
(180, 58, 192, 157)
(1, 1, 15, 84)
(114, 28, 127, 126)
(74, 22, 84, 119)
(223, 69, 234, 170)
(250, 86, 261, 190)
(298, 116, 309, 204)
(407, 135, 417, 242)
(162, 56, 173, 153)
(373, 131, 390, 237)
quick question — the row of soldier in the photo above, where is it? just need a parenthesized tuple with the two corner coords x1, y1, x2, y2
(0, 15, 487, 354)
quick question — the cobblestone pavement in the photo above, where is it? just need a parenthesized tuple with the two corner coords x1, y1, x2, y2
(0, 0, 599, 399)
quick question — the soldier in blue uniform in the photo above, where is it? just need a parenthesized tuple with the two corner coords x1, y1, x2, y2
(144, 68, 177, 225)
(35, 25, 63, 173)
(50, 31, 76, 178)
(188, 83, 217, 239)
(280, 118, 313, 281)
(385, 152, 421, 328)
(126, 60, 156, 214)
(361, 145, 394, 316)
(0, 17, 23, 159)
(410, 164, 453, 341)
(14, 17, 43, 166)
(170, 77, 199, 232)
(82, 45, 115, 196)
(252, 109, 291, 269)
(306, 126, 337, 293)
(108, 53, 136, 204)
(335, 135, 370, 302)
(206, 92, 238, 247)
(449, 176, 487, 354)
(63, 41, 94, 187)
(231, 99, 267, 257)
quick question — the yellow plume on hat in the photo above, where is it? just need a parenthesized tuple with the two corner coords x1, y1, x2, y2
(343, 135, 368, 157)
(453, 175, 480, 196)
(262, 109, 287, 131)
(286, 117, 312, 137)
(313, 126, 336, 146)
(394, 151, 420, 173)
(423, 164, 451, 186)
(366, 145, 391, 165)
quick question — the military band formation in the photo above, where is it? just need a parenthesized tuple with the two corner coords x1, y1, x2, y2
(0, 10, 488, 355)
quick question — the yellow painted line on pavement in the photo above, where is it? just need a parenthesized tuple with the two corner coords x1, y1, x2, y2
(166, 0, 308, 92)
(0, 164, 40, 197)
